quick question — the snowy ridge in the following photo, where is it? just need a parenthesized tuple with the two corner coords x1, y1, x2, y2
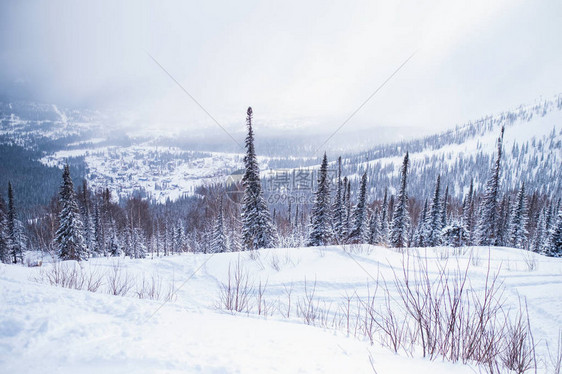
(337, 94, 562, 198)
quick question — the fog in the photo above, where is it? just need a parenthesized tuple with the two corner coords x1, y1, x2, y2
(1, 0, 561, 144)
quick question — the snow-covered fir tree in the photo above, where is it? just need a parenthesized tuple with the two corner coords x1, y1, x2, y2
(79, 180, 95, 255)
(368, 208, 380, 245)
(462, 180, 475, 245)
(378, 189, 389, 245)
(546, 209, 562, 257)
(441, 220, 467, 247)
(341, 176, 351, 239)
(131, 226, 147, 259)
(440, 185, 449, 228)
(241, 107, 277, 250)
(307, 153, 333, 246)
(92, 202, 104, 256)
(211, 197, 229, 253)
(55, 165, 88, 261)
(532, 207, 548, 253)
(390, 153, 410, 248)
(476, 126, 504, 246)
(348, 172, 368, 243)
(413, 199, 428, 247)
(425, 175, 443, 247)
(7, 182, 24, 263)
(332, 156, 345, 243)
(0, 196, 11, 264)
(508, 183, 528, 249)
(107, 219, 122, 257)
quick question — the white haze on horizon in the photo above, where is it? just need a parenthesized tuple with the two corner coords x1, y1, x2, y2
(1, 0, 561, 144)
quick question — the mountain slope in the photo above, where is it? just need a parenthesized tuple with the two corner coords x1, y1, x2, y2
(339, 94, 562, 199)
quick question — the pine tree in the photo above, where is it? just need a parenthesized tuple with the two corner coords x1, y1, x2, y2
(425, 175, 443, 247)
(211, 197, 229, 253)
(93, 202, 104, 256)
(546, 209, 562, 257)
(7, 182, 24, 263)
(368, 208, 380, 245)
(0, 197, 11, 263)
(348, 172, 368, 243)
(80, 180, 95, 253)
(390, 153, 410, 249)
(107, 218, 122, 257)
(307, 153, 333, 246)
(341, 176, 351, 239)
(532, 207, 547, 253)
(241, 107, 277, 250)
(496, 196, 511, 247)
(508, 183, 528, 249)
(132, 227, 147, 259)
(55, 165, 88, 261)
(414, 199, 428, 247)
(440, 185, 449, 228)
(332, 156, 345, 242)
(378, 189, 389, 245)
(462, 180, 475, 245)
(476, 126, 504, 246)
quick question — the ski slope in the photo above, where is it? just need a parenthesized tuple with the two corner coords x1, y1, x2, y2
(1, 245, 561, 373)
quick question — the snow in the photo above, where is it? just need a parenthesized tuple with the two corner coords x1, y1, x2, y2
(1, 245, 561, 373)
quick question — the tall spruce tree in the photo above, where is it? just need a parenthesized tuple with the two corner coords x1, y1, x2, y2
(307, 153, 333, 246)
(342, 176, 351, 239)
(496, 196, 511, 247)
(368, 208, 380, 245)
(440, 185, 449, 228)
(508, 183, 528, 249)
(425, 175, 443, 246)
(462, 180, 475, 245)
(390, 153, 410, 248)
(7, 182, 23, 263)
(0, 197, 10, 263)
(211, 197, 229, 253)
(476, 126, 504, 246)
(241, 107, 277, 250)
(532, 207, 548, 253)
(80, 180, 95, 253)
(332, 156, 344, 242)
(414, 199, 428, 247)
(378, 188, 389, 245)
(55, 165, 88, 261)
(546, 209, 562, 257)
(348, 172, 368, 243)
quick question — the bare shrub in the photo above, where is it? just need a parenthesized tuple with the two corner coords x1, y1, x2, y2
(136, 274, 163, 300)
(218, 258, 254, 313)
(269, 254, 281, 271)
(381, 253, 537, 372)
(522, 251, 538, 272)
(85, 266, 104, 292)
(248, 249, 260, 261)
(256, 279, 270, 316)
(547, 330, 562, 374)
(106, 261, 133, 296)
(359, 282, 410, 353)
(282, 249, 296, 267)
(34, 261, 103, 291)
(501, 301, 536, 374)
(297, 278, 319, 325)
(471, 249, 482, 267)
(280, 282, 294, 318)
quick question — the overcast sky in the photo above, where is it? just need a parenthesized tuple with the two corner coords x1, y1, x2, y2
(1, 0, 561, 139)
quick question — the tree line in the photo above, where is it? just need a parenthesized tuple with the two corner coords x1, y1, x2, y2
(1, 109, 561, 263)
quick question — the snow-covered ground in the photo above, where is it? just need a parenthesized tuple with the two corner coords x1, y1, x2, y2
(1, 245, 561, 373)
